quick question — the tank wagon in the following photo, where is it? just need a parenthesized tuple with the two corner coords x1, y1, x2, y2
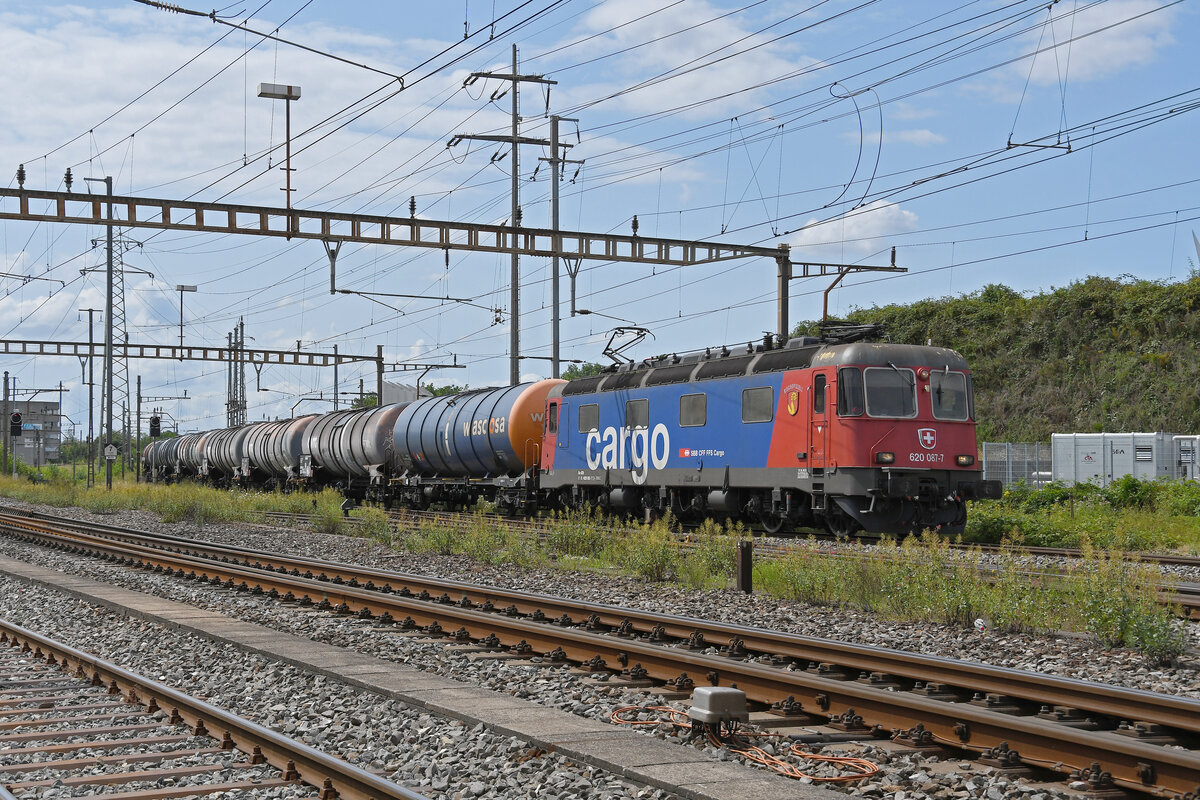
(389, 380, 563, 513)
(143, 335, 998, 534)
(297, 404, 408, 498)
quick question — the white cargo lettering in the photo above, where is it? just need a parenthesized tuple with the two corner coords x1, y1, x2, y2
(586, 423, 670, 484)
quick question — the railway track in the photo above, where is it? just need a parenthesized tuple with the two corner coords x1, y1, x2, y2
(1, 510, 1198, 797)
(252, 506, 1200, 569)
(0, 615, 425, 800)
(247, 507, 1200, 616)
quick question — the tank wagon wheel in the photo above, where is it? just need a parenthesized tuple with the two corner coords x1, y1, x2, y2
(824, 506, 860, 538)
(760, 513, 788, 535)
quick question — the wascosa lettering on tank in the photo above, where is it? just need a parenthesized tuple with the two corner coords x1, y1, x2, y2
(462, 417, 507, 436)
(585, 423, 670, 484)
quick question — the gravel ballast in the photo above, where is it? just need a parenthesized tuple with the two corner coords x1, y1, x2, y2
(0, 500, 1196, 800)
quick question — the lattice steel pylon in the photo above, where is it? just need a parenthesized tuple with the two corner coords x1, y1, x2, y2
(225, 317, 247, 427)
(83, 234, 147, 467)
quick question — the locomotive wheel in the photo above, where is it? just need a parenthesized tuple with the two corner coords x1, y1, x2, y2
(824, 506, 860, 538)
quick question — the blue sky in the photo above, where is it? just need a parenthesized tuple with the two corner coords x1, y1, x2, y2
(0, 0, 1196, 433)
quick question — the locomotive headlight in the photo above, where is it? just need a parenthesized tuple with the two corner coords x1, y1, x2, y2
(875, 451, 895, 464)
(955, 454, 975, 466)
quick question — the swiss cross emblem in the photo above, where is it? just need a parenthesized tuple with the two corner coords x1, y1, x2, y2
(918, 428, 937, 450)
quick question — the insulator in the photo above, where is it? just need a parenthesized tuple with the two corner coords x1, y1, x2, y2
(631, 215, 639, 236)
(16, 164, 25, 188)
(63, 167, 73, 192)
(409, 195, 416, 218)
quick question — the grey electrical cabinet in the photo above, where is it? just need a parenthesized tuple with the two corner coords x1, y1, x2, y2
(1051, 432, 1178, 486)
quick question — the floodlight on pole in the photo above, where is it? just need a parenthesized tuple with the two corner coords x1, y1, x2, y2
(174, 285, 197, 354)
(257, 82, 301, 231)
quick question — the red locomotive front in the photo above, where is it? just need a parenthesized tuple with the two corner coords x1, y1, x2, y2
(768, 342, 999, 534)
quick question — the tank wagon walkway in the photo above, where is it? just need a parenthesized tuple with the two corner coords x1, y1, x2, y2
(0, 554, 833, 800)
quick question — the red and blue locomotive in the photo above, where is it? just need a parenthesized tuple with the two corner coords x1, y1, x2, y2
(539, 335, 1000, 535)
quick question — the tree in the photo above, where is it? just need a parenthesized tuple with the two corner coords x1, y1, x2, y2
(350, 393, 378, 410)
(562, 362, 606, 381)
(423, 383, 466, 397)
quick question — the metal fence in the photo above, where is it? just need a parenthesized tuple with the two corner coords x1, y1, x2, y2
(981, 442, 1052, 488)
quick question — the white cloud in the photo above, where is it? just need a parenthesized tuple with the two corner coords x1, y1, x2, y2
(842, 129, 946, 147)
(890, 103, 939, 122)
(885, 129, 945, 146)
(546, 0, 812, 119)
(788, 200, 918, 262)
(1023, 0, 1175, 84)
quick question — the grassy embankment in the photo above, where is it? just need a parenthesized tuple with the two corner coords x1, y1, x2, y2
(0, 474, 1182, 660)
(798, 275, 1200, 442)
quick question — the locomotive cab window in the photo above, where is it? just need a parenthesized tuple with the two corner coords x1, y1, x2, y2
(578, 403, 599, 434)
(930, 370, 969, 421)
(547, 403, 558, 434)
(680, 393, 706, 427)
(813, 374, 827, 413)
(742, 387, 773, 423)
(837, 367, 864, 416)
(625, 399, 648, 429)
(863, 367, 917, 418)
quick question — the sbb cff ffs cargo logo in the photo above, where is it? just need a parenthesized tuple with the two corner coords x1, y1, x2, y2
(918, 428, 937, 450)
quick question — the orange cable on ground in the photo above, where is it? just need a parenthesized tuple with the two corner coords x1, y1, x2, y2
(610, 705, 880, 783)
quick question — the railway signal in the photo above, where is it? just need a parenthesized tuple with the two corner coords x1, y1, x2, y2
(9, 411, 21, 437)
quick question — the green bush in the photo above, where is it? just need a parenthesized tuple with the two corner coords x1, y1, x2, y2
(1065, 544, 1186, 662)
(610, 520, 678, 581)
(350, 505, 393, 543)
(409, 518, 458, 556)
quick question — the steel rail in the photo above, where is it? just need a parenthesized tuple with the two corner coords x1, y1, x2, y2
(0, 617, 426, 800)
(17, 505, 1200, 616)
(1, 515, 1199, 796)
(3, 511, 1199, 733)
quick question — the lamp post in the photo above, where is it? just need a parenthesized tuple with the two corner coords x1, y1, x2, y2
(257, 82, 301, 230)
(174, 285, 197, 353)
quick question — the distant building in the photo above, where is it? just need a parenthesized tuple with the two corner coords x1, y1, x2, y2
(10, 399, 62, 467)
(382, 381, 419, 404)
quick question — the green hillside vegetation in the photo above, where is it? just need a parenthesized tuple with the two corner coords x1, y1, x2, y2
(796, 275, 1200, 442)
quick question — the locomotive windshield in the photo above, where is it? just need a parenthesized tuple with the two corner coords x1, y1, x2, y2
(837, 367, 864, 416)
(863, 366, 917, 418)
(931, 370, 970, 421)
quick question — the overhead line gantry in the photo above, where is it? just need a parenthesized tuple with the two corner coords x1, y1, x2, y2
(0, 186, 905, 371)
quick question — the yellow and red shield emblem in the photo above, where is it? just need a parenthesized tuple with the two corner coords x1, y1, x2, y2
(787, 389, 800, 416)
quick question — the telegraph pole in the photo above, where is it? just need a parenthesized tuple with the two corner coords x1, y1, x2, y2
(78, 308, 99, 488)
(80, 174, 115, 489)
(453, 45, 556, 385)
(540, 115, 582, 378)
(2, 371, 8, 474)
